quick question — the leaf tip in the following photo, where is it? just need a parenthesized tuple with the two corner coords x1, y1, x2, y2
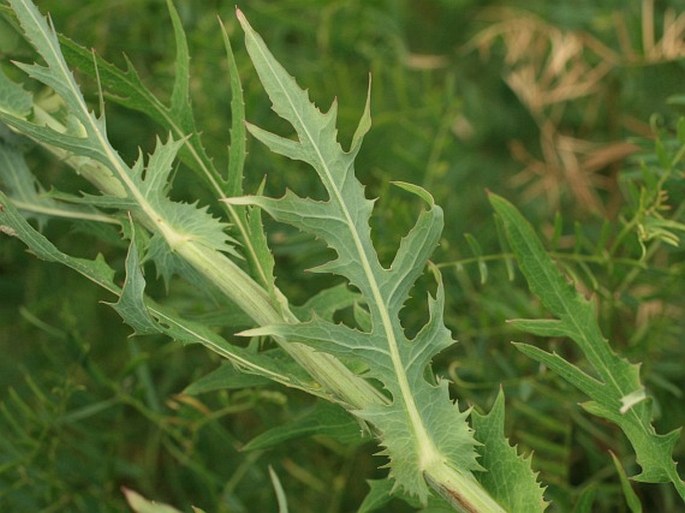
(235, 7, 248, 27)
(390, 181, 435, 208)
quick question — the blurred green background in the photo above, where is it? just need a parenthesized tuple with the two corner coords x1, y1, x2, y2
(1, 0, 684, 511)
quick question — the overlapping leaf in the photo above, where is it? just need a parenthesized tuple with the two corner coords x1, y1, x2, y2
(55, 2, 274, 293)
(0, 184, 320, 399)
(0, 0, 239, 285)
(231, 11, 485, 502)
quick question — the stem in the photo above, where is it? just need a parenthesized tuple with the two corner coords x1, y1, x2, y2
(173, 241, 388, 410)
(425, 462, 507, 513)
(22, 89, 388, 411)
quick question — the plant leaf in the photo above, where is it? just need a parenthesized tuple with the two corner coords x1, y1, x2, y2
(490, 192, 685, 500)
(56, 4, 276, 294)
(104, 219, 159, 335)
(0, 189, 322, 400)
(219, 16, 247, 197)
(269, 466, 289, 513)
(57, 3, 220, 193)
(471, 389, 548, 513)
(291, 282, 361, 322)
(184, 362, 271, 395)
(242, 401, 362, 451)
(123, 487, 184, 513)
(610, 451, 643, 513)
(0, 65, 32, 116)
(0, 133, 116, 227)
(357, 479, 395, 513)
(232, 10, 504, 508)
(128, 135, 238, 284)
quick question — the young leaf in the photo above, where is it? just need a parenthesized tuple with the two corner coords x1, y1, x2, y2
(232, 10, 511, 512)
(610, 451, 643, 513)
(126, 135, 239, 285)
(123, 487, 184, 513)
(490, 193, 685, 501)
(471, 389, 548, 513)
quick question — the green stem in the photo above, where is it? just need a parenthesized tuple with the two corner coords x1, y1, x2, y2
(425, 463, 507, 513)
(173, 240, 387, 410)
(26, 97, 388, 411)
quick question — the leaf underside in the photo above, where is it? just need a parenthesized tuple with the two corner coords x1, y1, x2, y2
(233, 11, 545, 509)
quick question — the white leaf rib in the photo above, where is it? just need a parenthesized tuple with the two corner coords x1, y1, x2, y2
(243, 21, 442, 467)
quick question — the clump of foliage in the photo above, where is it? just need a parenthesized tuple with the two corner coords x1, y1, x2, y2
(0, 1, 683, 512)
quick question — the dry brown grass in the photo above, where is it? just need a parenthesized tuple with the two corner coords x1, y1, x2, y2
(465, 1, 685, 214)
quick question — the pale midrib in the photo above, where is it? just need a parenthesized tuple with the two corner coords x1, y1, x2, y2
(247, 32, 439, 462)
(118, 73, 271, 290)
(10, 199, 119, 224)
(515, 218, 647, 437)
(40, 0, 269, 291)
(159, 104, 271, 290)
(27, 5, 279, 340)
(27, 2, 165, 238)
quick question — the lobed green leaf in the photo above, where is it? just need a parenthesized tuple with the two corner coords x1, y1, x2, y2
(490, 192, 685, 500)
(232, 10, 540, 512)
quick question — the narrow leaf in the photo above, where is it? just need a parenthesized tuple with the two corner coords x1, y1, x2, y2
(610, 451, 643, 513)
(166, 0, 191, 121)
(269, 467, 289, 513)
(123, 488, 183, 513)
(464, 233, 487, 284)
(184, 362, 271, 395)
(490, 192, 685, 499)
(105, 220, 161, 335)
(242, 402, 362, 451)
(571, 485, 597, 513)
(220, 17, 247, 196)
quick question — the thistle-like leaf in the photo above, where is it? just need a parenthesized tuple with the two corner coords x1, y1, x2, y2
(127, 135, 238, 283)
(471, 389, 548, 512)
(56, 2, 275, 293)
(0, 135, 115, 227)
(490, 193, 685, 501)
(105, 218, 159, 335)
(232, 10, 482, 502)
(1, 0, 241, 286)
(0, 188, 322, 399)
